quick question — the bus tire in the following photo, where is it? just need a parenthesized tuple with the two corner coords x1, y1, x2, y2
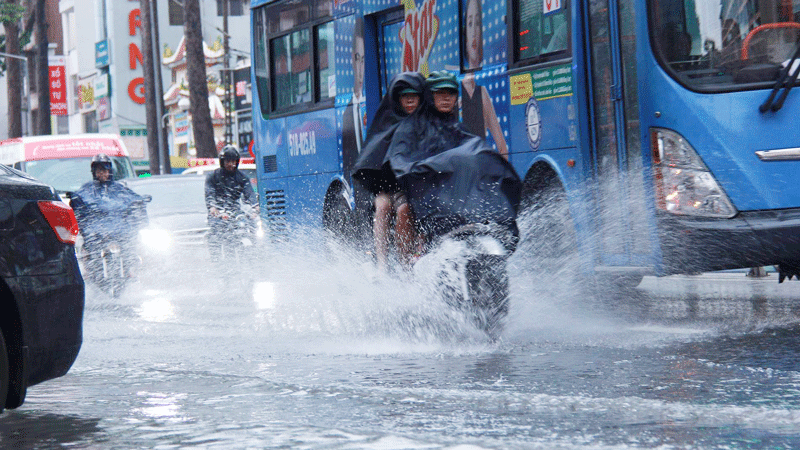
(323, 187, 351, 241)
(519, 172, 578, 280)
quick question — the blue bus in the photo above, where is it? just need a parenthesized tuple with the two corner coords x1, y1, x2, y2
(249, 0, 800, 283)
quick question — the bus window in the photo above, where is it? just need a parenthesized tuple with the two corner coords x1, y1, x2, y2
(261, 0, 334, 113)
(268, 0, 311, 33)
(316, 21, 335, 101)
(254, 7, 270, 118)
(649, 0, 800, 90)
(514, 0, 570, 63)
(271, 29, 312, 109)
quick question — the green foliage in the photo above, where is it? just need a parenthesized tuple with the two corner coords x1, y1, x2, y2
(0, 3, 24, 24)
(0, 3, 29, 77)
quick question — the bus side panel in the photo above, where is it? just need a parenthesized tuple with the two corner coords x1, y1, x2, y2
(285, 110, 339, 177)
(257, 110, 340, 229)
(506, 65, 600, 273)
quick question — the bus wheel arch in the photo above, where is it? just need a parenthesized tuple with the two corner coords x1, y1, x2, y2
(518, 162, 579, 277)
(322, 181, 352, 240)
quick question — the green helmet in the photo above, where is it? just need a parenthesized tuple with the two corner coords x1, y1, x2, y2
(426, 70, 459, 92)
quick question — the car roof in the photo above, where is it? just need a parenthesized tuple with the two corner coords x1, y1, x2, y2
(182, 164, 256, 173)
(124, 174, 207, 189)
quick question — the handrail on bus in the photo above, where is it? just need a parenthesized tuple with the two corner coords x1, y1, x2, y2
(741, 22, 800, 59)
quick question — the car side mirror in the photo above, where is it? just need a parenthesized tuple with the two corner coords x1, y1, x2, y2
(142, 195, 153, 203)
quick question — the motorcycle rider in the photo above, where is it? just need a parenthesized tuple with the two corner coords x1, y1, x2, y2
(387, 70, 521, 260)
(352, 72, 426, 271)
(205, 145, 259, 261)
(70, 153, 147, 281)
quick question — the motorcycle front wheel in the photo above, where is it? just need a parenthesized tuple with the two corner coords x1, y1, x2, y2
(465, 255, 509, 339)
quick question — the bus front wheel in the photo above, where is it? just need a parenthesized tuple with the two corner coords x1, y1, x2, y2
(323, 187, 352, 241)
(518, 180, 579, 281)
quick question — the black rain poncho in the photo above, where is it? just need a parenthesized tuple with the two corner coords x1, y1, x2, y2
(352, 72, 426, 195)
(386, 83, 522, 237)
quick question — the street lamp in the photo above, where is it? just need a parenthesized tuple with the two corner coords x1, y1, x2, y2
(161, 97, 191, 170)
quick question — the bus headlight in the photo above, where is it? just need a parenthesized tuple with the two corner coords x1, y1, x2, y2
(651, 128, 737, 218)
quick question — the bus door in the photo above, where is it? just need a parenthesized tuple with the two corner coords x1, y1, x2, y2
(375, 8, 405, 97)
(586, 0, 653, 270)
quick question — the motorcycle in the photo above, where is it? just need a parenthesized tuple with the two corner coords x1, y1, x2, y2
(207, 207, 261, 266)
(70, 194, 152, 298)
(412, 222, 517, 339)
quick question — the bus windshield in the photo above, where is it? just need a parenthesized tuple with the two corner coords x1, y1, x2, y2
(650, 0, 800, 90)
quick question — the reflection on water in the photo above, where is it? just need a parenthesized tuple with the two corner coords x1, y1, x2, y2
(137, 294, 175, 322)
(136, 392, 187, 422)
(0, 413, 104, 448)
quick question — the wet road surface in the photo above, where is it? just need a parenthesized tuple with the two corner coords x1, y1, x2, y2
(2, 243, 800, 449)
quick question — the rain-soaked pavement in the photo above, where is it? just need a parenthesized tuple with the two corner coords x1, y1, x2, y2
(2, 236, 800, 449)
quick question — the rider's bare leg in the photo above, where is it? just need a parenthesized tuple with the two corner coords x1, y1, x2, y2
(395, 201, 416, 266)
(373, 192, 393, 270)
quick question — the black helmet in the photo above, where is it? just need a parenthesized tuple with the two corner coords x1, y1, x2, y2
(219, 145, 240, 170)
(91, 153, 113, 180)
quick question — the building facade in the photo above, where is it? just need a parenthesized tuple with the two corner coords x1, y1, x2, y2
(56, 0, 250, 168)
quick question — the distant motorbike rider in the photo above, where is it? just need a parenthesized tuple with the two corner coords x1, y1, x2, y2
(70, 153, 148, 279)
(205, 145, 259, 260)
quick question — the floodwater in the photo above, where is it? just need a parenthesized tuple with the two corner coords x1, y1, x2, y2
(2, 233, 800, 449)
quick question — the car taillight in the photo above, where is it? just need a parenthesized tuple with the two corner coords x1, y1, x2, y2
(38, 201, 80, 245)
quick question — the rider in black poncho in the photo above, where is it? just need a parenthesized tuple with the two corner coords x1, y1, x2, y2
(386, 71, 522, 250)
(353, 72, 426, 269)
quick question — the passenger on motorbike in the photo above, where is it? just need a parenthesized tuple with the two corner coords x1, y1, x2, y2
(205, 145, 259, 261)
(352, 72, 426, 270)
(387, 71, 522, 262)
(69, 153, 148, 281)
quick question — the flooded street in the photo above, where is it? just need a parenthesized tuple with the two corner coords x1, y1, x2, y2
(2, 240, 800, 449)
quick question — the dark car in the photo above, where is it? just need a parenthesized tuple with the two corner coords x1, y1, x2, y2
(0, 164, 84, 413)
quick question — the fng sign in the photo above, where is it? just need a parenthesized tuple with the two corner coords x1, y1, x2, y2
(543, 0, 561, 14)
(127, 9, 145, 105)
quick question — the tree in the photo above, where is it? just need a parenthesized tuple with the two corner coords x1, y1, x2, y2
(141, 0, 160, 174)
(141, 0, 171, 174)
(0, 0, 25, 138)
(33, 0, 49, 135)
(184, 0, 216, 158)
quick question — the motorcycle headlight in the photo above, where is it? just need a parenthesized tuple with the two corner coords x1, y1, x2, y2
(139, 228, 173, 252)
(651, 128, 737, 218)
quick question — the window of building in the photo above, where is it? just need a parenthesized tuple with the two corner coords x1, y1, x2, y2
(64, 9, 77, 52)
(168, 0, 184, 26)
(83, 111, 98, 133)
(217, 0, 246, 16)
(513, 0, 570, 63)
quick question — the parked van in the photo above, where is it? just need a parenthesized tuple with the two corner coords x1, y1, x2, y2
(0, 134, 137, 194)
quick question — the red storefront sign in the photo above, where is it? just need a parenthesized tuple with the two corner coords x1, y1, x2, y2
(49, 57, 68, 116)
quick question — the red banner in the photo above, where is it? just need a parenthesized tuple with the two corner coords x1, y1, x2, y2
(49, 57, 68, 116)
